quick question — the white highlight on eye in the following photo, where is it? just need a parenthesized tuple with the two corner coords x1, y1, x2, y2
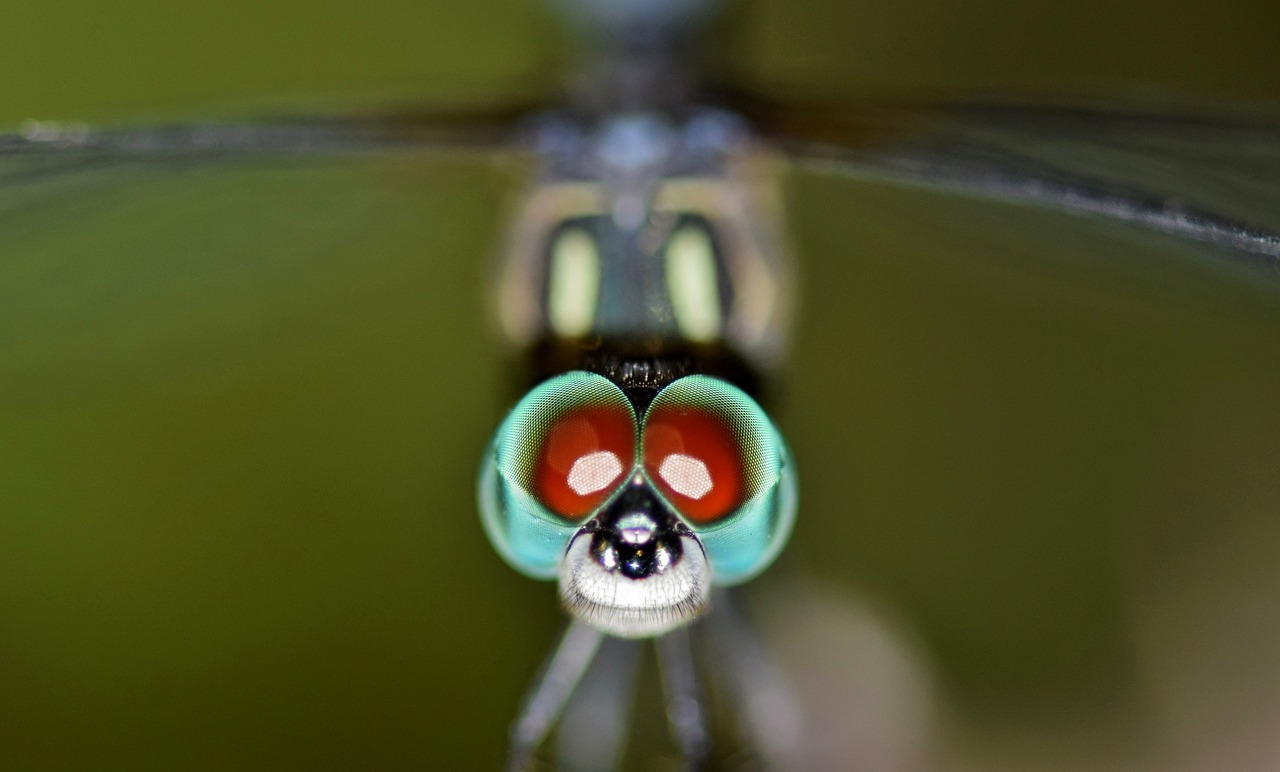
(547, 227, 599, 337)
(566, 450, 624, 496)
(658, 453, 713, 499)
(665, 224, 722, 343)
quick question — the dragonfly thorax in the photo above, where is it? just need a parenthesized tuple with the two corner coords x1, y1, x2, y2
(496, 108, 793, 373)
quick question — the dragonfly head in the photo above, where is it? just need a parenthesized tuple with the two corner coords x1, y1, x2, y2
(478, 369, 796, 639)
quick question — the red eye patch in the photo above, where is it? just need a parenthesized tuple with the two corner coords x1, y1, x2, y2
(533, 404, 635, 520)
(642, 405, 744, 524)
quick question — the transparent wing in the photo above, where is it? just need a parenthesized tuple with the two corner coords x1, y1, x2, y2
(0, 106, 531, 195)
(0, 112, 526, 403)
(0, 109, 535, 270)
(743, 99, 1280, 292)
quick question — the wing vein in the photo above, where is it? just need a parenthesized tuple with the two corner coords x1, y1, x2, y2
(787, 138, 1280, 275)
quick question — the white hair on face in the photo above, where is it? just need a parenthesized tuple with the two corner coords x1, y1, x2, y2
(558, 532, 710, 638)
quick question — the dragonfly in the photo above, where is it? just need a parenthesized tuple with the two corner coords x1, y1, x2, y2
(4, 0, 1280, 769)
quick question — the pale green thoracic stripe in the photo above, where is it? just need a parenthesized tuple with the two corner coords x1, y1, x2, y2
(665, 224, 722, 343)
(547, 227, 601, 338)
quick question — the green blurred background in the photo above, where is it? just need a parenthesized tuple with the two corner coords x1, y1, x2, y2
(3, 1, 1280, 769)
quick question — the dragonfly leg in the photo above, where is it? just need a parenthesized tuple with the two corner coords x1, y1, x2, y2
(656, 625, 711, 770)
(700, 589, 803, 770)
(507, 619, 605, 772)
(555, 635, 642, 772)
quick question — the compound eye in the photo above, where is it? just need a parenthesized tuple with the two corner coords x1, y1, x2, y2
(643, 404, 744, 524)
(642, 375, 783, 526)
(479, 372, 638, 580)
(640, 375, 796, 585)
(534, 403, 635, 519)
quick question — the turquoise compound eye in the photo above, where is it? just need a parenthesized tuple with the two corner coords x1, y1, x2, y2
(642, 375, 796, 585)
(478, 371, 636, 579)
